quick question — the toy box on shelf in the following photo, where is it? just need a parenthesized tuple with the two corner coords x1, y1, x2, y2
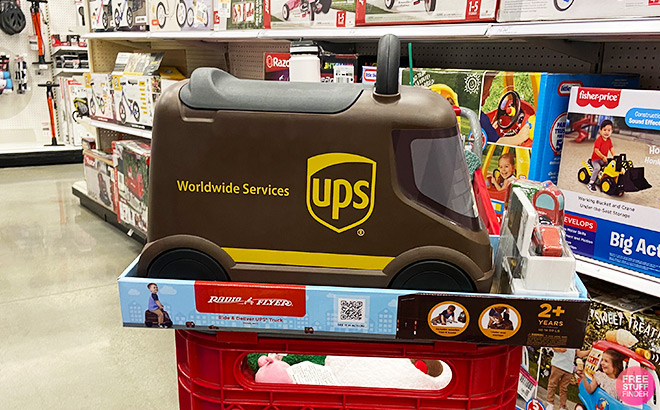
(84, 149, 115, 212)
(356, 0, 495, 26)
(83, 72, 115, 123)
(515, 276, 660, 410)
(557, 87, 660, 280)
(112, 0, 149, 31)
(402, 69, 639, 222)
(499, 0, 660, 22)
(89, 0, 115, 31)
(265, 0, 354, 28)
(57, 76, 95, 146)
(111, 52, 185, 129)
(214, 0, 264, 29)
(113, 140, 150, 234)
(264, 51, 359, 82)
(149, 0, 214, 31)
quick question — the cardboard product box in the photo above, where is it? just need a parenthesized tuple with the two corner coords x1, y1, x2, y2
(264, 52, 358, 83)
(119, 249, 591, 348)
(149, 0, 213, 31)
(265, 0, 354, 28)
(264, 52, 290, 81)
(84, 72, 115, 123)
(60, 77, 95, 146)
(499, 0, 660, 23)
(113, 140, 151, 234)
(112, 0, 149, 31)
(89, 0, 115, 31)
(516, 277, 660, 410)
(214, 0, 264, 29)
(84, 149, 116, 212)
(402, 69, 639, 222)
(356, 0, 495, 26)
(557, 87, 660, 279)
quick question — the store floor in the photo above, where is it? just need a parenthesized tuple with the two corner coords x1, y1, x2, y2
(0, 164, 178, 410)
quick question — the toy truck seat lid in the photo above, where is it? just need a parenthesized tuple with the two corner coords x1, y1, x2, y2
(139, 35, 493, 294)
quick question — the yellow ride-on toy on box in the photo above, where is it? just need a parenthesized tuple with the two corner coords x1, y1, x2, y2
(577, 154, 651, 196)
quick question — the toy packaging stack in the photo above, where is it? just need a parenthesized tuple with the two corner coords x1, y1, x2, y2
(113, 140, 151, 234)
(516, 277, 660, 410)
(557, 87, 660, 280)
(499, 0, 660, 22)
(265, 0, 354, 28)
(84, 150, 115, 212)
(112, 0, 149, 31)
(214, 0, 264, 30)
(356, 0, 496, 26)
(149, 0, 214, 31)
(264, 52, 358, 82)
(402, 69, 639, 221)
(111, 52, 185, 129)
(89, 0, 115, 31)
(57, 76, 95, 146)
(84, 72, 115, 123)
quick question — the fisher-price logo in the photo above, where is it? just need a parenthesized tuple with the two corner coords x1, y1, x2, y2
(558, 81, 583, 96)
(194, 282, 306, 316)
(576, 88, 621, 109)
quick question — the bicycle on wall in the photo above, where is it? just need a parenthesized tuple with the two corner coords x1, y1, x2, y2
(155, 0, 186, 28)
(117, 79, 141, 124)
(91, 0, 111, 30)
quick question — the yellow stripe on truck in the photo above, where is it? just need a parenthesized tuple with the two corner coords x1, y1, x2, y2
(223, 248, 394, 270)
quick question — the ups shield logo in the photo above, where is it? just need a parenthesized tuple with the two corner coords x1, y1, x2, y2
(306, 153, 376, 233)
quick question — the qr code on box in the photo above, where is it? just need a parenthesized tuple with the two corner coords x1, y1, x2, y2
(338, 298, 366, 323)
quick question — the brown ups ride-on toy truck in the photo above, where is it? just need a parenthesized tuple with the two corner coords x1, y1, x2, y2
(137, 35, 494, 293)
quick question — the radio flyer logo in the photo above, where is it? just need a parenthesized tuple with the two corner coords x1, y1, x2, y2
(306, 153, 376, 233)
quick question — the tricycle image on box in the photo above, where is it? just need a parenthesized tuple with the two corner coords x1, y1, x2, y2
(137, 35, 494, 293)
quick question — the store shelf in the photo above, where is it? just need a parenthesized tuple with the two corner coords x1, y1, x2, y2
(0, 144, 82, 167)
(83, 19, 660, 42)
(52, 45, 88, 54)
(54, 68, 90, 76)
(489, 18, 660, 40)
(85, 23, 490, 42)
(87, 119, 152, 139)
(576, 255, 660, 298)
(72, 180, 146, 244)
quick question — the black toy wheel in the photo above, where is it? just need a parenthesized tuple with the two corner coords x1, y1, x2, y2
(187, 7, 194, 26)
(384, 0, 395, 9)
(577, 167, 589, 184)
(102, 11, 109, 29)
(497, 91, 523, 131)
(156, 2, 166, 28)
(282, 4, 290, 20)
(320, 0, 331, 13)
(424, 0, 436, 13)
(601, 176, 616, 195)
(176, 0, 187, 27)
(72, 111, 81, 122)
(554, 0, 574, 11)
(389, 260, 476, 292)
(132, 101, 140, 122)
(147, 248, 230, 281)
(114, 8, 121, 27)
(119, 101, 127, 123)
(127, 7, 134, 28)
(90, 97, 96, 115)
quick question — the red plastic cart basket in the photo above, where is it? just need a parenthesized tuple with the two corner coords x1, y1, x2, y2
(176, 330, 521, 410)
